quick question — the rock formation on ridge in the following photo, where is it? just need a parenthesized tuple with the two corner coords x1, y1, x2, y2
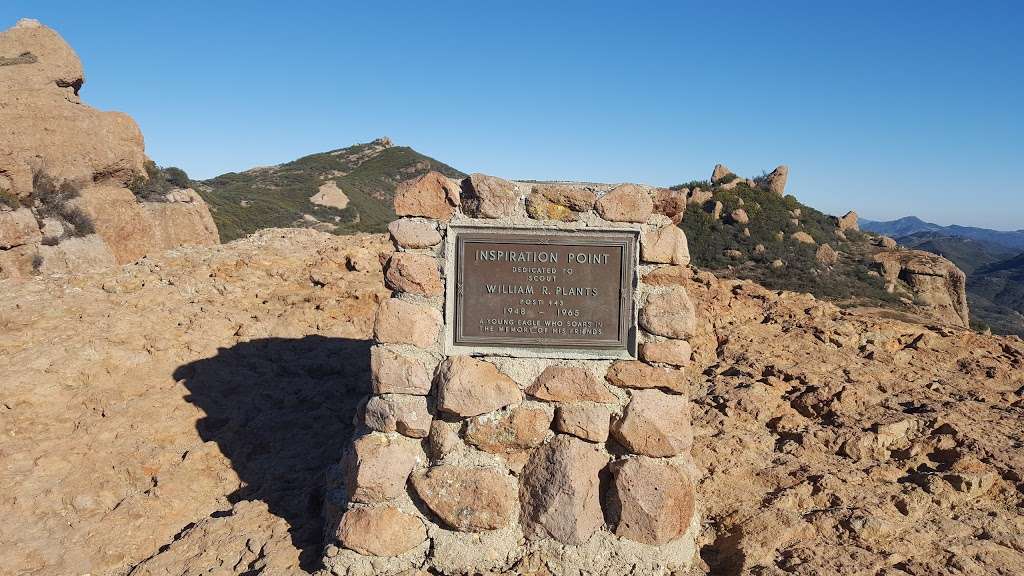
(0, 19, 218, 280)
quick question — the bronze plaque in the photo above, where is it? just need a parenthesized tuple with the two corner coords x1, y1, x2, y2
(454, 229, 636, 351)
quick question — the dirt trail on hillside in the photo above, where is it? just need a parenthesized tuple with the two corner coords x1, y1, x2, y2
(1, 229, 1021, 575)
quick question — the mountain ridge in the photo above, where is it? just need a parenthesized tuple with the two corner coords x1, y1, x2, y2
(862, 216, 1024, 250)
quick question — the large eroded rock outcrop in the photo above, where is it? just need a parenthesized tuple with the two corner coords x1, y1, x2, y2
(0, 19, 218, 280)
(874, 248, 970, 327)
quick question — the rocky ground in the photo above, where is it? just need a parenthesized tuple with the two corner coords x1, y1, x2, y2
(1, 229, 1022, 576)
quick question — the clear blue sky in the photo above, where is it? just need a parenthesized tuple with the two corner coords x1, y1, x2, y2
(4, 1, 1022, 229)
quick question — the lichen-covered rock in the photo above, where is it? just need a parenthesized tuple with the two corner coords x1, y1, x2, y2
(595, 184, 653, 223)
(337, 506, 426, 556)
(388, 218, 441, 248)
(374, 298, 441, 348)
(461, 173, 519, 218)
(606, 360, 686, 394)
(554, 403, 610, 443)
(639, 288, 697, 339)
(384, 253, 443, 296)
(640, 225, 690, 265)
(526, 365, 617, 403)
(526, 191, 576, 221)
(612, 389, 692, 457)
(608, 457, 694, 545)
(410, 465, 517, 532)
(465, 405, 551, 454)
(371, 346, 433, 395)
(345, 433, 423, 504)
(639, 340, 692, 367)
(435, 356, 522, 417)
(532, 184, 597, 212)
(363, 394, 432, 438)
(393, 171, 461, 221)
(519, 435, 610, 545)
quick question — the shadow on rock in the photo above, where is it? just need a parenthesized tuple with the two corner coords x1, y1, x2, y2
(173, 336, 372, 572)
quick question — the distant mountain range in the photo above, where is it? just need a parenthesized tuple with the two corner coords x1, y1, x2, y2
(866, 221, 1024, 336)
(861, 216, 1024, 251)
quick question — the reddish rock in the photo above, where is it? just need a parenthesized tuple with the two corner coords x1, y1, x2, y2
(337, 505, 426, 556)
(462, 173, 520, 218)
(816, 244, 839, 266)
(640, 225, 690, 265)
(653, 188, 687, 223)
(0, 208, 41, 249)
(837, 210, 859, 232)
(465, 405, 551, 454)
(641, 265, 691, 287)
(410, 465, 517, 532)
(730, 208, 750, 225)
(605, 360, 687, 394)
(609, 457, 695, 545)
(393, 171, 460, 221)
(611, 389, 692, 457)
(639, 340, 692, 367)
(554, 403, 610, 443)
(595, 184, 653, 223)
(388, 219, 442, 249)
(526, 365, 617, 403)
(639, 288, 697, 339)
(792, 231, 816, 244)
(371, 346, 432, 395)
(384, 253, 443, 296)
(435, 356, 522, 417)
(520, 435, 610, 545)
(363, 394, 432, 438)
(374, 298, 441, 348)
(345, 433, 422, 503)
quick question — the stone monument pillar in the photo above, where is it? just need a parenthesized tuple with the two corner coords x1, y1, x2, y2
(322, 172, 699, 576)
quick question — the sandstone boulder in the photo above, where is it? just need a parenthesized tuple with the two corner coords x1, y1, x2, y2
(764, 165, 789, 195)
(608, 457, 694, 545)
(465, 405, 551, 454)
(384, 253, 443, 296)
(612, 389, 692, 457)
(873, 250, 970, 327)
(519, 435, 610, 545)
(640, 225, 690, 265)
(605, 360, 687, 394)
(388, 219, 441, 249)
(641, 265, 691, 287)
(554, 403, 610, 443)
(730, 208, 750, 225)
(639, 340, 692, 367)
(363, 394, 432, 438)
(526, 365, 617, 403)
(711, 164, 733, 184)
(791, 231, 816, 244)
(410, 465, 517, 532)
(374, 298, 442, 348)
(836, 210, 859, 232)
(816, 243, 839, 266)
(595, 184, 653, 223)
(345, 433, 422, 504)
(337, 506, 426, 556)
(639, 288, 697, 339)
(371, 346, 432, 395)
(461, 173, 519, 218)
(393, 171, 460, 221)
(435, 356, 522, 417)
